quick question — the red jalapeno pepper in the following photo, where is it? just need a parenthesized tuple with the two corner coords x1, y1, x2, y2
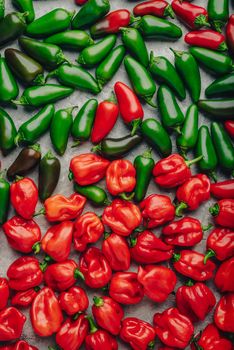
(209, 199, 234, 229)
(226, 14, 234, 56)
(11, 287, 40, 308)
(102, 233, 131, 271)
(0, 278, 9, 311)
(204, 228, 234, 262)
(133, 0, 174, 19)
(0, 307, 26, 342)
(214, 293, 234, 333)
(215, 257, 234, 293)
(85, 317, 118, 350)
(59, 286, 89, 316)
(185, 30, 227, 51)
(224, 120, 234, 139)
(211, 180, 234, 199)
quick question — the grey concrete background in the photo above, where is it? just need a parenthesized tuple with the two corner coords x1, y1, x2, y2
(0, 0, 233, 349)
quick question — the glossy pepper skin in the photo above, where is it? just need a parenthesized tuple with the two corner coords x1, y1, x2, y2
(102, 199, 142, 236)
(137, 265, 177, 302)
(39, 151, 60, 201)
(30, 287, 63, 337)
(11, 288, 40, 308)
(208, 0, 229, 32)
(211, 180, 234, 199)
(140, 194, 175, 228)
(205, 73, 234, 98)
(226, 15, 234, 56)
(225, 120, 234, 139)
(59, 286, 89, 316)
(0, 108, 17, 156)
(0, 278, 9, 310)
(12, 0, 35, 23)
(133, 0, 174, 19)
(73, 212, 104, 252)
(0, 307, 26, 342)
(205, 228, 234, 262)
(120, 317, 156, 350)
(214, 293, 234, 333)
(130, 230, 173, 264)
(44, 30, 93, 51)
(109, 272, 144, 305)
(0, 54, 19, 104)
(0, 0, 4, 19)
(198, 98, 234, 118)
(210, 199, 234, 229)
(92, 296, 124, 335)
(172, 0, 209, 29)
(134, 149, 155, 202)
(137, 15, 182, 40)
(215, 257, 234, 293)
(3, 216, 41, 254)
(185, 30, 227, 51)
(154, 308, 194, 349)
(0, 172, 10, 225)
(72, 0, 110, 29)
(177, 104, 199, 155)
(85, 317, 118, 350)
(102, 233, 131, 271)
(0, 12, 27, 46)
(74, 183, 109, 206)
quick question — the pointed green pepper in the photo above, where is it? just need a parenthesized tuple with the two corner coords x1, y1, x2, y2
(134, 149, 155, 202)
(0, 0, 5, 20)
(0, 172, 10, 225)
(0, 54, 19, 104)
(12, 0, 35, 23)
(0, 108, 17, 156)
(74, 184, 109, 206)
(208, 0, 229, 32)
(39, 151, 61, 202)
(198, 99, 234, 118)
(205, 73, 234, 98)
(0, 12, 27, 46)
(44, 30, 94, 51)
(72, 0, 110, 29)
(121, 27, 149, 67)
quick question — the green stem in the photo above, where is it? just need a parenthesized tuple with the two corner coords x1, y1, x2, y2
(32, 242, 41, 254)
(172, 252, 181, 262)
(186, 155, 203, 167)
(144, 96, 157, 108)
(120, 192, 135, 201)
(86, 316, 98, 334)
(175, 202, 187, 217)
(130, 236, 137, 247)
(93, 296, 104, 307)
(204, 249, 216, 264)
(74, 269, 85, 281)
(33, 208, 45, 217)
(131, 118, 142, 136)
(68, 171, 74, 181)
(185, 280, 194, 286)
(71, 140, 81, 148)
(202, 223, 213, 232)
(209, 203, 219, 217)
(91, 144, 101, 153)
(39, 261, 48, 272)
(142, 148, 152, 159)
(173, 125, 182, 134)
(209, 171, 217, 183)
(148, 340, 155, 349)
(104, 232, 111, 240)
(164, 4, 175, 19)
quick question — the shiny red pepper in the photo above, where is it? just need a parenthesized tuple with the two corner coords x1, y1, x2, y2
(120, 317, 156, 350)
(176, 174, 211, 216)
(11, 287, 40, 308)
(102, 233, 131, 271)
(75, 0, 88, 5)
(185, 30, 227, 51)
(205, 228, 234, 262)
(114, 81, 144, 135)
(7, 256, 43, 291)
(91, 9, 132, 36)
(59, 286, 89, 315)
(211, 180, 234, 199)
(133, 0, 174, 19)
(226, 14, 234, 56)
(214, 293, 234, 333)
(3, 216, 41, 254)
(109, 272, 144, 305)
(172, 0, 209, 29)
(79, 247, 112, 288)
(0, 307, 26, 342)
(0, 278, 9, 310)
(14, 340, 38, 350)
(137, 265, 177, 303)
(209, 199, 234, 229)
(224, 120, 234, 139)
(73, 212, 104, 252)
(153, 307, 194, 349)
(10, 177, 38, 219)
(102, 199, 142, 236)
(92, 296, 124, 335)
(215, 257, 234, 293)
(69, 153, 110, 186)
(106, 159, 136, 196)
(44, 193, 86, 222)
(140, 194, 175, 228)
(173, 250, 216, 281)
(176, 281, 216, 322)
(85, 317, 118, 350)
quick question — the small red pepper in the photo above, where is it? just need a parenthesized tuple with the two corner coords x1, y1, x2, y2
(120, 317, 156, 350)
(75, 0, 87, 5)
(0, 307, 26, 342)
(7, 256, 43, 291)
(176, 281, 216, 322)
(3, 216, 41, 254)
(109, 272, 144, 305)
(102, 199, 142, 236)
(209, 199, 234, 229)
(11, 287, 40, 308)
(215, 257, 234, 293)
(133, 0, 174, 19)
(85, 316, 118, 350)
(137, 265, 177, 303)
(185, 30, 227, 51)
(153, 307, 194, 349)
(114, 81, 144, 135)
(0, 278, 9, 310)
(79, 247, 112, 288)
(73, 212, 104, 252)
(102, 233, 131, 271)
(211, 180, 234, 199)
(214, 293, 234, 333)
(140, 194, 175, 228)
(176, 174, 211, 216)
(10, 177, 38, 219)
(171, 0, 209, 29)
(226, 14, 234, 56)
(59, 286, 89, 316)
(224, 120, 234, 139)
(173, 250, 216, 281)
(69, 153, 110, 186)
(204, 228, 234, 262)
(91, 9, 132, 36)
(44, 193, 86, 222)
(14, 340, 38, 350)
(92, 296, 124, 336)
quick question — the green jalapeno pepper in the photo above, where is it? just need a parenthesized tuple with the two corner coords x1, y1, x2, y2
(121, 27, 149, 67)
(0, 54, 19, 104)
(72, 0, 110, 29)
(208, 0, 229, 32)
(74, 183, 110, 206)
(0, 172, 10, 225)
(0, 12, 27, 46)
(39, 151, 61, 202)
(205, 73, 234, 98)
(15, 104, 55, 145)
(96, 45, 125, 89)
(211, 122, 234, 172)
(140, 118, 172, 157)
(44, 30, 94, 51)
(198, 99, 234, 119)
(0, 0, 5, 20)
(0, 108, 17, 156)
(124, 55, 156, 107)
(134, 148, 155, 202)
(77, 35, 117, 67)
(12, 0, 35, 23)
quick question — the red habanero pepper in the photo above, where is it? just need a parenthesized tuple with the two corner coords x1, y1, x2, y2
(0, 278, 9, 310)
(7, 256, 43, 291)
(214, 293, 234, 333)
(59, 286, 89, 316)
(102, 199, 142, 236)
(176, 281, 216, 323)
(153, 307, 194, 349)
(176, 174, 211, 217)
(185, 30, 227, 51)
(133, 0, 174, 19)
(85, 317, 118, 350)
(215, 257, 234, 293)
(0, 307, 26, 342)
(224, 121, 234, 139)
(3, 216, 41, 254)
(69, 153, 110, 186)
(31, 287, 63, 337)
(91, 98, 119, 144)
(209, 199, 234, 229)
(92, 296, 124, 336)
(204, 228, 234, 262)
(102, 233, 131, 271)
(41, 221, 74, 262)
(171, 0, 209, 29)
(44, 193, 86, 222)
(75, 0, 88, 6)
(114, 81, 144, 135)
(130, 230, 173, 264)
(109, 272, 144, 305)
(211, 180, 234, 199)
(79, 247, 112, 288)
(173, 250, 216, 281)
(140, 194, 175, 228)
(73, 212, 104, 252)
(106, 159, 136, 197)
(10, 177, 38, 219)
(55, 314, 88, 350)
(226, 15, 234, 56)
(120, 317, 156, 350)
(90, 10, 132, 36)
(14, 340, 38, 350)
(11, 287, 40, 308)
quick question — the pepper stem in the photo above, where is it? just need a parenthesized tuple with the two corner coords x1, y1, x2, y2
(32, 242, 41, 254)
(204, 249, 216, 264)
(86, 316, 98, 334)
(144, 96, 157, 108)
(218, 41, 227, 51)
(170, 47, 183, 57)
(39, 261, 48, 272)
(185, 155, 203, 167)
(120, 192, 135, 201)
(209, 203, 219, 217)
(33, 73, 45, 86)
(148, 340, 155, 349)
(164, 4, 175, 19)
(91, 144, 102, 154)
(44, 150, 55, 160)
(34, 286, 41, 292)
(175, 202, 188, 217)
(33, 208, 45, 217)
(172, 252, 181, 262)
(46, 69, 58, 81)
(212, 20, 223, 33)
(68, 171, 74, 181)
(107, 92, 117, 104)
(130, 236, 137, 247)
(131, 118, 142, 136)
(129, 15, 141, 25)
(185, 280, 194, 286)
(74, 268, 85, 281)
(14, 133, 22, 146)
(194, 14, 210, 28)
(71, 140, 81, 148)
(104, 232, 111, 240)
(30, 143, 41, 153)
(202, 223, 213, 232)
(173, 125, 182, 134)
(209, 171, 217, 183)
(11, 97, 28, 106)
(93, 296, 104, 307)
(142, 148, 152, 159)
